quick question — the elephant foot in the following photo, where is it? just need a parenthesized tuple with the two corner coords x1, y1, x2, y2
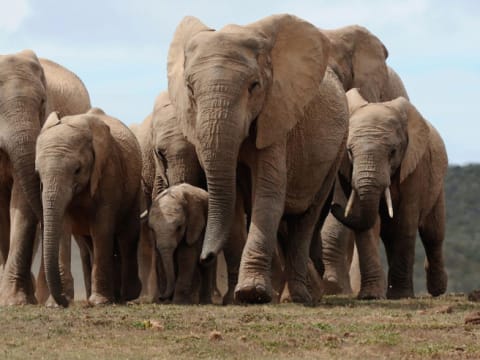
(426, 268, 447, 297)
(0, 279, 37, 306)
(45, 293, 73, 308)
(222, 289, 238, 305)
(235, 275, 272, 304)
(287, 280, 313, 305)
(386, 286, 414, 300)
(323, 279, 344, 295)
(88, 292, 113, 306)
(122, 277, 142, 302)
(357, 287, 385, 300)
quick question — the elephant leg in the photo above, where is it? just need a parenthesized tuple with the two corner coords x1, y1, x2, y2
(75, 235, 93, 300)
(349, 243, 361, 295)
(59, 224, 74, 302)
(382, 223, 416, 299)
(173, 244, 200, 304)
(0, 184, 11, 270)
(222, 190, 246, 305)
(322, 213, 354, 295)
(355, 221, 386, 299)
(0, 183, 37, 305)
(235, 142, 286, 304)
(419, 193, 447, 297)
(199, 259, 216, 305)
(137, 222, 158, 302)
(89, 217, 116, 305)
(35, 241, 49, 304)
(117, 214, 141, 302)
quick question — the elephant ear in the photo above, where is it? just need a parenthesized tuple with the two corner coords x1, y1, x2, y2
(388, 97, 430, 183)
(183, 187, 208, 246)
(42, 111, 61, 132)
(88, 117, 112, 197)
(250, 14, 331, 149)
(350, 26, 389, 102)
(346, 88, 368, 115)
(167, 16, 213, 143)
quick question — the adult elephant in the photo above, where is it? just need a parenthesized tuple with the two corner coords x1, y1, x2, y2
(35, 108, 142, 307)
(167, 14, 348, 303)
(134, 92, 246, 304)
(318, 25, 410, 296)
(0, 50, 90, 305)
(332, 89, 448, 299)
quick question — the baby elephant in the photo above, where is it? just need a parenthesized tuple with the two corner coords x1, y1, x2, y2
(144, 183, 214, 304)
(36, 108, 142, 306)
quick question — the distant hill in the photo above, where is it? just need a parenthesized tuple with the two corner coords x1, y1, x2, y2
(412, 164, 480, 294)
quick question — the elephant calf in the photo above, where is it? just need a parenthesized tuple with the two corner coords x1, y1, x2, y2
(35, 108, 142, 307)
(143, 183, 214, 304)
(332, 89, 448, 299)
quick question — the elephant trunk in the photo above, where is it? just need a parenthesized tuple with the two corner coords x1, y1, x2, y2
(6, 121, 42, 220)
(332, 154, 386, 231)
(41, 175, 71, 307)
(159, 248, 176, 300)
(196, 97, 241, 265)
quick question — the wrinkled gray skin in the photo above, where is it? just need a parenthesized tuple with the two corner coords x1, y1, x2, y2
(332, 89, 448, 299)
(318, 25, 410, 297)
(0, 50, 91, 306)
(168, 15, 348, 304)
(146, 183, 214, 304)
(133, 91, 246, 304)
(36, 108, 142, 307)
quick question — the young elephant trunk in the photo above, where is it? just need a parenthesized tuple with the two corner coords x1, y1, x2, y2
(159, 248, 176, 300)
(41, 177, 71, 307)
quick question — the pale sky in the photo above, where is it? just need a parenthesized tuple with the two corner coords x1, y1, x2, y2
(1, 0, 478, 164)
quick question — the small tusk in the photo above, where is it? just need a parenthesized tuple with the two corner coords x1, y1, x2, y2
(140, 209, 148, 220)
(344, 189, 356, 218)
(385, 187, 394, 218)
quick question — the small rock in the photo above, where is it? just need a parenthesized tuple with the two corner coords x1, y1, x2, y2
(239, 335, 247, 342)
(150, 320, 164, 331)
(209, 330, 223, 341)
(465, 312, 480, 325)
(467, 290, 480, 302)
(434, 305, 453, 314)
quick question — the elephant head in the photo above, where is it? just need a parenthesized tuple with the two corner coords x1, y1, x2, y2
(145, 184, 207, 301)
(332, 89, 430, 231)
(0, 50, 47, 219)
(151, 92, 205, 196)
(35, 109, 112, 306)
(323, 25, 389, 102)
(167, 14, 330, 263)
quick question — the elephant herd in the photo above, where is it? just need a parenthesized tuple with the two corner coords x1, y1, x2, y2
(0, 14, 456, 308)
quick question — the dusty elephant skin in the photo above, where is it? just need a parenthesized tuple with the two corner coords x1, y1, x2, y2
(35, 108, 142, 307)
(167, 14, 348, 304)
(133, 92, 246, 305)
(145, 183, 215, 304)
(0, 50, 91, 306)
(331, 89, 448, 300)
(318, 25, 410, 297)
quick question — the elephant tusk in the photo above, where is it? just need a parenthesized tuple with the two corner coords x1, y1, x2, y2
(385, 187, 394, 218)
(140, 209, 149, 220)
(344, 189, 356, 218)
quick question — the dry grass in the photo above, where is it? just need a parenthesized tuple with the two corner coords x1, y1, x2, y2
(1, 294, 479, 359)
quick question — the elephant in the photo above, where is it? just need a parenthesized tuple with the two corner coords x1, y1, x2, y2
(167, 14, 348, 304)
(331, 88, 448, 299)
(35, 108, 142, 307)
(144, 183, 215, 304)
(133, 91, 246, 304)
(318, 25, 411, 296)
(0, 50, 91, 305)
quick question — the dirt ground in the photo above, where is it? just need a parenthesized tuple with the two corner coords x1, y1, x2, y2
(0, 294, 479, 359)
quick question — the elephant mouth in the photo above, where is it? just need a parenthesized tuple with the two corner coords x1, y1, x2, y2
(331, 186, 394, 231)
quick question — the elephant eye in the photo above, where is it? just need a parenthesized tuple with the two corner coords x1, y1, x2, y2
(248, 81, 260, 95)
(347, 148, 353, 161)
(389, 148, 396, 159)
(187, 83, 194, 97)
(74, 166, 81, 175)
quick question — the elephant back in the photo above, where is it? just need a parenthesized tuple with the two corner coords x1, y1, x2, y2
(40, 58, 91, 120)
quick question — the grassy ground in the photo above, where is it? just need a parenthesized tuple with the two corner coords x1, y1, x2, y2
(1, 294, 479, 359)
